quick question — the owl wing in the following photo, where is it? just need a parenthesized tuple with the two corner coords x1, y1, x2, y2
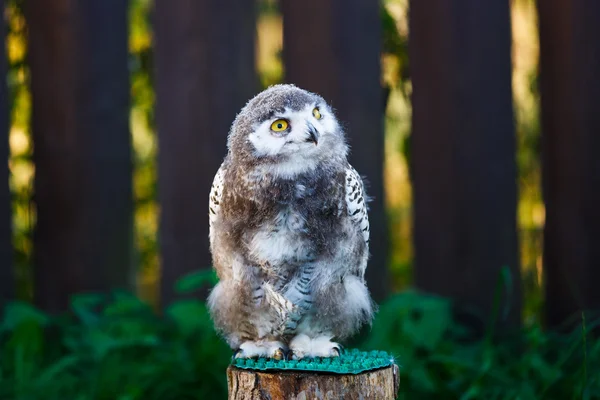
(209, 162, 227, 241)
(345, 165, 370, 244)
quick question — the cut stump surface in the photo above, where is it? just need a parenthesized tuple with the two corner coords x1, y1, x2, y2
(227, 364, 399, 400)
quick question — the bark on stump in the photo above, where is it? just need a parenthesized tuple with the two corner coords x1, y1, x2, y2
(227, 365, 399, 400)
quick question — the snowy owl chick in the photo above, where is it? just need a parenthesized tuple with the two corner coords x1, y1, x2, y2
(207, 84, 374, 360)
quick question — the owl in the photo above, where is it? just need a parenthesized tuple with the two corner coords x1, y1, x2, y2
(207, 84, 374, 360)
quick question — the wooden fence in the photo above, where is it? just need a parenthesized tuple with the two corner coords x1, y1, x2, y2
(0, 0, 598, 331)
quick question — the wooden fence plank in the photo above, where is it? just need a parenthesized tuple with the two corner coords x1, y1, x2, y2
(154, 0, 257, 306)
(409, 0, 522, 331)
(538, 0, 600, 329)
(27, 0, 133, 312)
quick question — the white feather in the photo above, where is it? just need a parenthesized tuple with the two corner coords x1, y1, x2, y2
(247, 103, 340, 179)
(343, 275, 372, 320)
(248, 210, 311, 264)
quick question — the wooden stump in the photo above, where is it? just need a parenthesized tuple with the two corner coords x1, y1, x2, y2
(227, 364, 400, 400)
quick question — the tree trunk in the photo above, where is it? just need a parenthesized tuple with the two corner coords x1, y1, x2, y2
(27, 0, 133, 313)
(282, 0, 388, 302)
(409, 0, 521, 331)
(0, 0, 13, 309)
(538, 0, 600, 329)
(227, 365, 399, 400)
(153, 0, 257, 307)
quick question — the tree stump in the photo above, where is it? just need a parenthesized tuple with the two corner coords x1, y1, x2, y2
(227, 364, 400, 400)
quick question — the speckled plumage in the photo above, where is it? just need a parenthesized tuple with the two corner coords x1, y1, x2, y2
(207, 84, 375, 360)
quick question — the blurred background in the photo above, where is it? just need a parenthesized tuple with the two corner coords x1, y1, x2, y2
(0, 0, 599, 398)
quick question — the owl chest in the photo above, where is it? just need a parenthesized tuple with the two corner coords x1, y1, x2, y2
(247, 207, 314, 265)
(241, 176, 342, 264)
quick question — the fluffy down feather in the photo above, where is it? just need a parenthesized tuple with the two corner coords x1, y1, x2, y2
(207, 84, 375, 359)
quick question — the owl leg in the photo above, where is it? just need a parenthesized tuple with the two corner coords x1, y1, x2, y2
(234, 340, 287, 360)
(209, 279, 287, 359)
(287, 315, 342, 359)
(288, 274, 374, 359)
(288, 330, 342, 359)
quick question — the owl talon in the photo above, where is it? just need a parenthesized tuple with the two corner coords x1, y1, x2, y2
(332, 345, 342, 357)
(284, 350, 293, 361)
(272, 348, 286, 360)
(234, 340, 286, 359)
(333, 343, 344, 356)
(233, 348, 260, 360)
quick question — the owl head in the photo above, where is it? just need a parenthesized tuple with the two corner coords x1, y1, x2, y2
(227, 84, 348, 177)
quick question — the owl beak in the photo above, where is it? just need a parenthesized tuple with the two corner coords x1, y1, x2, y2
(305, 122, 319, 145)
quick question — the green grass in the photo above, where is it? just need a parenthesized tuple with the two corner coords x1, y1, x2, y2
(0, 270, 598, 399)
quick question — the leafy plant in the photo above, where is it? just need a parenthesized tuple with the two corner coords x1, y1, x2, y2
(0, 269, 596, 399)
(0, 271, 230, 399)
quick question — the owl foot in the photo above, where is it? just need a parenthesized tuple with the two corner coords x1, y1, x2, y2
(289, 334, 342, 359)
(233, 340, 287, 360)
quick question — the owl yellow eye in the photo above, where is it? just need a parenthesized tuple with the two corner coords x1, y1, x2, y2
(270, 119, 289, 132)
(312, 108, 322, 119)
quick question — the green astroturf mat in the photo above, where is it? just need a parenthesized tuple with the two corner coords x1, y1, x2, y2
(231, 348, 396, 375)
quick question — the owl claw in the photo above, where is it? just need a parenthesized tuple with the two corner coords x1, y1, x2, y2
(272, 348, 286, 360)
(233, 340, 287, 359)
(332, 346, 341, 357)
(233, 348, 243, 359)
(233, 348, 258, 360)
(284, 349, 293, 361)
